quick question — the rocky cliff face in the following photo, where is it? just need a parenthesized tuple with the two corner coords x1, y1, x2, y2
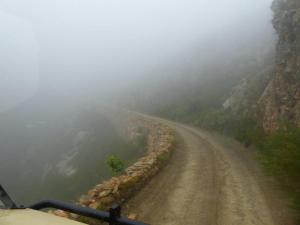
(223, 66, 273, 118)
(259, 0, 300, 133)
(225, 0, 300, 133)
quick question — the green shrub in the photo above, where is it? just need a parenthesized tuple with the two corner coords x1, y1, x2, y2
(193, 109, 263, 146)
(106, 155, 125, 176)
(260, 127, 300, 186)
(195, 109, 233, 132)
(231, 116, 265, 147)
(157, 152, 170, 163)
(257, 126, 300, 211)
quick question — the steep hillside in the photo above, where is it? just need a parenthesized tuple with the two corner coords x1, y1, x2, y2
(225, 0, 300, 133)
(218, 0, 300, 213)
(223, 0, 300, 145)
(259, 0, 300, 133)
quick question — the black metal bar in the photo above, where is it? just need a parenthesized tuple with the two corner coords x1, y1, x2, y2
(0, 185, 17, 209)
(28, 200, 149, 225)
(109, 204, 121, 225)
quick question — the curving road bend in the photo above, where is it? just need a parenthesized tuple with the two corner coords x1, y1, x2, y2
(124, 118, 296, 225)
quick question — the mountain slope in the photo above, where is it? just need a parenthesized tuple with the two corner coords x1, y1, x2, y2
(258, 0, 300, 133)
(225, 0, 300, 133)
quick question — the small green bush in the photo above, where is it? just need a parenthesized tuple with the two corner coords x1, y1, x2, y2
(255, 125, 300, 211)
(195, 109, 233, 132)
(157, 152, 170, 163)
(106, 155, 125, 176)
(260, 127, 300, 187)
(232, 116, 265, 147)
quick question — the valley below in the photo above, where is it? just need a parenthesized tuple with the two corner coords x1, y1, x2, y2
(0, 100, 146, 206)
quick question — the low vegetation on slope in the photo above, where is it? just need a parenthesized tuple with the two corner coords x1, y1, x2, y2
(260, 127, 300, 209)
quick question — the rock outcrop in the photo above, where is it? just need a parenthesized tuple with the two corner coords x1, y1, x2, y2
(223, 66, 273, 118)
(224, 0, 300, 133)
(259, 0, 300, 133)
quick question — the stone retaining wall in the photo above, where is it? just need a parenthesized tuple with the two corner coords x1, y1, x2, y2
(54, 113, 175, 222)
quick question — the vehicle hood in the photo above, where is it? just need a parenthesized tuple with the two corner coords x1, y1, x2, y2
(0, 209, 85, 225)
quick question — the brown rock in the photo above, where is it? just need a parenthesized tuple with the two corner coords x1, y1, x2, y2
(112, 184, 119, 194)
(79, 196, 92, 205)
(89, 201, 101, 209)
(99, 189, 112, 198)
(95, 184, 104, 191)
(53, 210, 69, 218)
(88, 189, 98, 198)
(128, 213, 138, 220)
(69, 213, 79, 220)
(99, 196, 115, 205)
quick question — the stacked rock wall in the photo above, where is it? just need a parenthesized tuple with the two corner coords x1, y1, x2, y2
(54, 112, 175, 222)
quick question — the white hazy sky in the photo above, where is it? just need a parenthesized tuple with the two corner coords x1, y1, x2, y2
(0, 0, 274, 110)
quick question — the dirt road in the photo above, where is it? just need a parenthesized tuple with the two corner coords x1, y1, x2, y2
(124, 119, 296, 225)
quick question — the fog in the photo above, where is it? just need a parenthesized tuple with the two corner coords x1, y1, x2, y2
(0, 0, 274, 111)
(0, 0, 276, 204)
